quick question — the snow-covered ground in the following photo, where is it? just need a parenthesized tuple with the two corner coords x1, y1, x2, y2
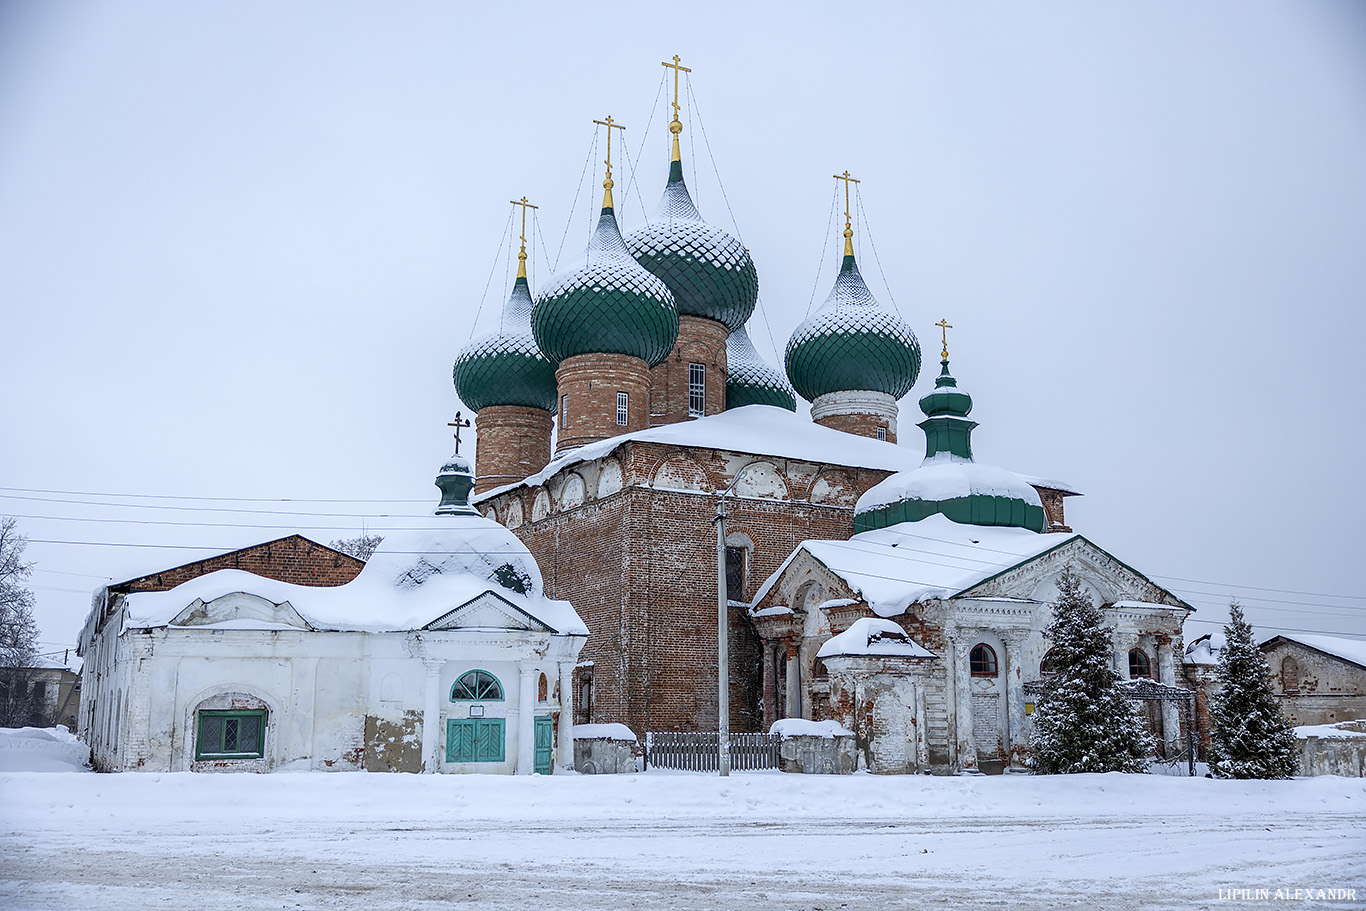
(1, 731, 1362, 910)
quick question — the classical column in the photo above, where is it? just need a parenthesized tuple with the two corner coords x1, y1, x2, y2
(761, 641, 778, 731)
(1113, 631, 1137, 679)
(784, 640, 801, 720)
(1157, 638, 1179, 754)
(1002, 632, 1028, 767)
(517, 663, 536, 775)
(421, 658, 443, 774)
(954, 638, 977, 772)
(557, 661, 575, 772)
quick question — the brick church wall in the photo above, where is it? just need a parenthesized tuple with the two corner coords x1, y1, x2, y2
(479, 439, 895, 735)
(115, 535, 364, 593)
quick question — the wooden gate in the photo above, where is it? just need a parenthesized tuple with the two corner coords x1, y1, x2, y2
(645, 732, 782, 771)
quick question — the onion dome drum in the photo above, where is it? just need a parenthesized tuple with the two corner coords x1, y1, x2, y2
(625, 161, 758, 331)
(532, 207, 678, 368)
(453, 276, 558, 413)
(725, 324, 797, 411)
(784, 255, 921, 402)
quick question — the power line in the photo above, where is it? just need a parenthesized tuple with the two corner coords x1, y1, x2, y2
(0, 485, 426, 504)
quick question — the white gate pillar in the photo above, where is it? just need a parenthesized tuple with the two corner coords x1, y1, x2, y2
(421, 658, 443, 774)
(516, 663, 536, 774)
(557, 661, 575, 772)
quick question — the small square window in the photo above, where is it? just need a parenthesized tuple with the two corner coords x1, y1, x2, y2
(688, 363, 706, 416)
(616, 392, 629, 426)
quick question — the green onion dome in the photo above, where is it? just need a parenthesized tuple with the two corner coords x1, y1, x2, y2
(852, 359, 1045, 534)
(453, 276, 558, 413)
(725, 324, 796, 411)
(784, 254, 921, 402)
(918, 358, 973, 420)
(624, 160, 758, 331)
(532, 206, 678, 368)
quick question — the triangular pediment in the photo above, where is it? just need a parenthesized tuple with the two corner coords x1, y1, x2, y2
(955, 535, 1190, 609)
(170, 592, 313, 630)
(424, 590, 552, 633)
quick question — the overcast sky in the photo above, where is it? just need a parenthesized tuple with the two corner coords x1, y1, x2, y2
(2, 1, 1364, 656)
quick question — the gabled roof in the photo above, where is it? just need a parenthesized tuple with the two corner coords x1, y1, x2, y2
(753, 514, 1189, 618)
(1261, 634, 1366, 671)
(109, 534, 363, 593)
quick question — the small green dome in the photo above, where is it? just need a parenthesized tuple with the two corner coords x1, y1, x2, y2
(725, 325, 796, 411)
(784, 255, 921, 402)
(453, 277, 558, 413)
(918, 359, 973, 419)
(625, 161, 758, 331)
(532, 207, 678, 367)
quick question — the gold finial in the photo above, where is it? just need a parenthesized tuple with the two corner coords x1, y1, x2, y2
(833, 170, 860, 257)
(935, 318, 953, 361)
(509, 196, 538, 280)
(593, 115, 627, 209)
(661, 55, 691, 162)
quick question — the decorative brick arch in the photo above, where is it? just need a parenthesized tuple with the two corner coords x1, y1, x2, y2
(733, 460, 790, 501)
(650, 453, 711, 492)
(809, 469, 856, 506)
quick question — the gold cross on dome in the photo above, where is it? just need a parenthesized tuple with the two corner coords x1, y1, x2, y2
(448, 411, 471, 453)
(593, 115, 627, 181)
(833, 170, 860, 232)
(661, 55, 692, 124)
(509, 196, 538, 278)
(935, 318, 953, 361)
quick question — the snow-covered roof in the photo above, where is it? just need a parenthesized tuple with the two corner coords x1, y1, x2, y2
(476, 405, 958, 500)
(1185, 633, 1224, 666)
(1295, 721, 1366, 740)
(1263, 633, 1366, 670)
(120, 567, 586, 636)
(756, 514, 1074, 618)
(572, 723, 638, 742)
(1014, 473, 1083, 496)
(816, 617, 937, 659)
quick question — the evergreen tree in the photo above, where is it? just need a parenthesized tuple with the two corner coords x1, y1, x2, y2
(1030, 565, 1152, 773)
(1207, 603, 1299, 779)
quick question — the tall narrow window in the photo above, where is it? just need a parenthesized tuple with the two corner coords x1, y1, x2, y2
(1128, 649, 1152, 679)
(616, 392, 629, 426)
(560, 394, 568, 426)
(725, 545, 745, 602)
(876, 426, 887, 441)
(688, 363, 706, 416)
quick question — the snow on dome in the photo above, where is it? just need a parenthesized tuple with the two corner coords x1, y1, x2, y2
(784, 256, 921, 402)
(725, 325, 796, 411)
(817, 618, 936, 659)
(625, 161, 757, 331)
(453, 276, 558, 413)
(854, 457, 1047, 533)
(362, 512, 545, 598)
(533, 208, 678, 368)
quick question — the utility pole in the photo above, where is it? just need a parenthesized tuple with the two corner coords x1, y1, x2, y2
(715, 495, 731, 776)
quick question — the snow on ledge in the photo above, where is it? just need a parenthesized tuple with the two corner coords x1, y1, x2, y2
(770, 719, 853, 739)
(750, 605, 793, 618)
(817, 618, 936, 659)
(1295, 721, 1366, 740)
(572, 723, 638, 742)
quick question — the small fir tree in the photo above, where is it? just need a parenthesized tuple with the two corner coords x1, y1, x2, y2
(1207, 603, 1299, 779)
(1030, 565, 1152, 774)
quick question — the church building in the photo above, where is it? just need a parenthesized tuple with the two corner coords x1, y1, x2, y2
(77, 455, 587, 774)
(452, 59, 1194, 772)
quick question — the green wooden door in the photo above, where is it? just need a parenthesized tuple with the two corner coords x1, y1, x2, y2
(447, 719, 505, 763)
(533, 716, 554, 775)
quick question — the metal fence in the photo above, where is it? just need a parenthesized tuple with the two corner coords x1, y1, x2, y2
(645, 731, 782, 772)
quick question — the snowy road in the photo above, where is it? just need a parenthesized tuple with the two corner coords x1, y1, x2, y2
(2, 771, 1363, 910)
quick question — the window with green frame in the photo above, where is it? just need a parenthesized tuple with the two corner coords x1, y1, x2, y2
(196, 709, 267, 760)
(446, 718, 505, 762)
(450, 670, 503, 701)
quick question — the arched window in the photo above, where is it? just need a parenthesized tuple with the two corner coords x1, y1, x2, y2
(1281, 657, 1300, 693)
(451, 670, 503, 701)
(1040, 648, 1060, 678)
(1128, 649, 1152, 679)
(970, 644, 998, 677)
(538, 673, 548, 703)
